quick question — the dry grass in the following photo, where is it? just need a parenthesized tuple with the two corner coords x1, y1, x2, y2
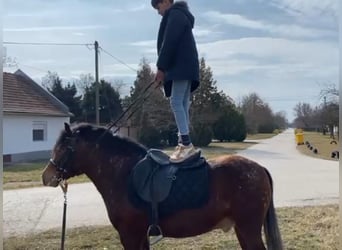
(3, 161, 90, 190)
(4, 205, 338, 249)
(296, 131, 339, 161)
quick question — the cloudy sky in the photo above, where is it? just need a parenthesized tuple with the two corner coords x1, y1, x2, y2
(3, 0, 339, 121)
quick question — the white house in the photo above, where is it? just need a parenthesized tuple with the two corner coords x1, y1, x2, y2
(3, 70, 72, 163)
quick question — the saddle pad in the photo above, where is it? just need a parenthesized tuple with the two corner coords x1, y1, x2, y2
(128, 162, 210, 219)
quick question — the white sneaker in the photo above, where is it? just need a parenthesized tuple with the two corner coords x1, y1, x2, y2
(169, 143, 197, 163)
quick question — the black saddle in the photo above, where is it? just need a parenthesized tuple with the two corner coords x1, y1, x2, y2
(130, 149, 209, 242)
(132, 149, 204, 203)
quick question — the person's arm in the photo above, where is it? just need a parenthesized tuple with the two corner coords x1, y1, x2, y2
(157, 9, 188, 71)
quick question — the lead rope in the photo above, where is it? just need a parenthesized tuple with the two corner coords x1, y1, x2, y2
(60, 180, 68, 250)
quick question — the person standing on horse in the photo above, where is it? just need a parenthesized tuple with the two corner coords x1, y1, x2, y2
(152, 0, 200, 163)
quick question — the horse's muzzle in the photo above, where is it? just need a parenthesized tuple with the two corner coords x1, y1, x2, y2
(42, 164, 60, 187)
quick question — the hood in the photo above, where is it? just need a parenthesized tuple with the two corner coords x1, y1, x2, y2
(170, 1, 195, 27)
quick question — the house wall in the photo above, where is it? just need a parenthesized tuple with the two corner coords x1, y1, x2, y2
(3, 114, 69, 162)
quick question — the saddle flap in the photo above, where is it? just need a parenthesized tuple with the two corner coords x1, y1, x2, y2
(132, 156, 177, 203)
(148, 149, 170, 165)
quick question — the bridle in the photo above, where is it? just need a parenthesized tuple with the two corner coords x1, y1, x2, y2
(49, 136, 77, 181)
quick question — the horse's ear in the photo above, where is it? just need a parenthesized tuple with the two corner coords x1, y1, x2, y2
(64, 123, 72, 136)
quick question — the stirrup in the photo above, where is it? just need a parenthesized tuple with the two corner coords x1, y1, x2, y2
(147, 225, 163, 245)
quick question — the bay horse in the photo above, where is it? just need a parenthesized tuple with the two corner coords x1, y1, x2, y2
(42, 123, 283, 250)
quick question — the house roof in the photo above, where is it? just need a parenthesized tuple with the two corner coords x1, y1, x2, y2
(3, 70, 72, 117)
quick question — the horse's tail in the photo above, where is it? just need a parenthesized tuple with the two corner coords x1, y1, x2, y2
(263, 168, 283, 250)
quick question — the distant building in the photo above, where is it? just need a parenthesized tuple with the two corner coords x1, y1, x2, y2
(3, 70, 72, 163)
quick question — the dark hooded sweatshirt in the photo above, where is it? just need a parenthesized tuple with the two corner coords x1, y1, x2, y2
(156, 1, 199, 97)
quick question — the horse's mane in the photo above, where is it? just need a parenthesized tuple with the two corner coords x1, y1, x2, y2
(57, 123, 147, 157)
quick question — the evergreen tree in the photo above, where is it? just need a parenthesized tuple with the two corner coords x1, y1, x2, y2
(190, 57, 233, 145)
(82, 80, 123, 124)
(128, 58, 174, 146)
(212, 101, 247, 142)
(42, 71, 82, 122)
(191, 57, 220, 125)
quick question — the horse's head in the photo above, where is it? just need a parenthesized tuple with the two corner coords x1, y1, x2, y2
(42, 122, 83, 187)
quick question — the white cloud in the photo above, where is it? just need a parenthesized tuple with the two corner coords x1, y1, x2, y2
(204, 12, 265, 30)
(130, 40, 155, 47)
(203, 11, 334, 39)
(197, 37, 338, 92)
(73, 32, 85, 36)
(25, 59, 56, 65)
(272, 0, 338, 17)
(193, 26, 224, 39)
(127, 3, 147, 12)
(5, 25, 108, 32)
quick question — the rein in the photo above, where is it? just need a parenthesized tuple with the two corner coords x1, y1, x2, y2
(98, 80, 158, 141)
(107, 80, 156, 131)
(59, 180, 68, 250)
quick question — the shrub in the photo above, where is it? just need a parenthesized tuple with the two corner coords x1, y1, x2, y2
(230, 113, 247, 142)
(138, 126, 161, 148)
(160, 125, 178, 147)
(191, 124, 212, 147)
(258, 123, 275, 133)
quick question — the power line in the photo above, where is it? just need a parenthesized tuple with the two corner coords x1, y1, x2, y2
(17, 63, 52, 73)
(99, 46, 137, 73)
(4, 41, 137, 73)
(4, 41, 93, 46)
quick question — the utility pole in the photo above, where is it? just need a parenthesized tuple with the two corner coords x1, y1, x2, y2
(95, 41, 100, 125)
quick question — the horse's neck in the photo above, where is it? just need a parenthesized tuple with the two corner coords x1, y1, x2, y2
(83, 152, 140, 202)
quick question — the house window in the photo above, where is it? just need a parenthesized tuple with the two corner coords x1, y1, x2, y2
(33, 121, 47, 141)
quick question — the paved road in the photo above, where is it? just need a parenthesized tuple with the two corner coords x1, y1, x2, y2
(238, 129, 338, 207)
(3, 129, 339, 237)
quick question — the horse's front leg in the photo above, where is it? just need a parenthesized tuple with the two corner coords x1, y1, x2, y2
(119, 231, 149, 250)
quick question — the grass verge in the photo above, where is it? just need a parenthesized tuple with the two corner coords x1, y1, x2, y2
(3, 161, 90, 190)
(4, 204, 338, 249)
(296, 131, 339, 161)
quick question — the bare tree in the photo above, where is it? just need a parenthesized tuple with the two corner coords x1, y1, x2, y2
(293, 102, 315, 129)
(319, 84, 339, 137)
(3, 47, 18, 68)
(320, 83, 338, 103)
(75, 73, 95, 94)
(239, 93, 274, 134)
(273, 111, 288, 129)
(41, 71, 61, 90)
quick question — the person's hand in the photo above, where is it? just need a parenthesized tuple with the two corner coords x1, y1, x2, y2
(155, 69, 165, 87)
